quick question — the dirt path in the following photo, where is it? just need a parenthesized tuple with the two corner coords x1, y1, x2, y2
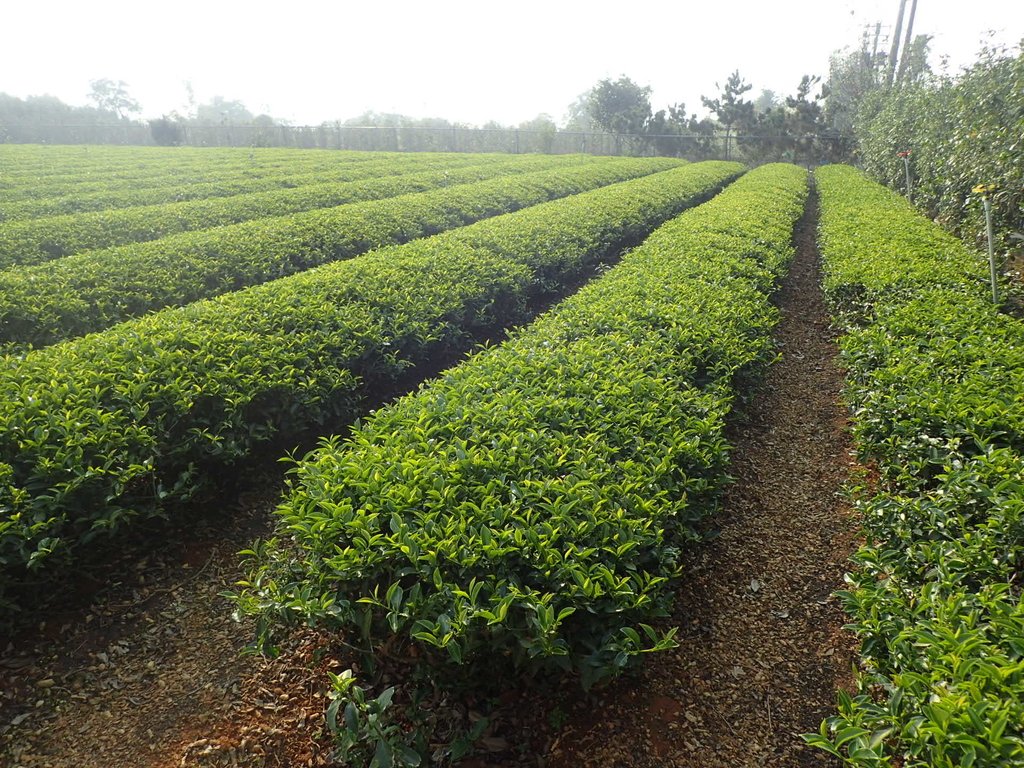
(0, 487, 337, 768)
(543, 191, 860, 767)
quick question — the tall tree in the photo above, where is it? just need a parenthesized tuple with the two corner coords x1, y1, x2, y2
(587, 76, 652, 135)
(753, 89, 780, 114)
(701, 71, 755, 159)
(824, 31, 888, 135)
(87, 78, 141, 119)
(646, 103, 715, 158)
(784, 75, 829, 164)
(563, 92, 600, 133)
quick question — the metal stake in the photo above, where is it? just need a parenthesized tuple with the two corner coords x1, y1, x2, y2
(984, 197, 998, 303)
(902, 153, 912, 204)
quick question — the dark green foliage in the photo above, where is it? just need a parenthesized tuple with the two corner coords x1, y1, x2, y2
(807, 166, 1024, 766)
(587, 76, 653, 136)
(0, 161, 741, 612)
(148, 116, 183, 147)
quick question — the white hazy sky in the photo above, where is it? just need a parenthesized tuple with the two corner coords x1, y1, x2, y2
(2, 0, 1021, 126)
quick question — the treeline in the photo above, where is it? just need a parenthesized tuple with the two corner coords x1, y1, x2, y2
(0, 71, 856, 165)
(566, 72, 853, 166)
(0, 93, 144, 145)
(300, 74, 855, 166)
(0, 87, 287, 148)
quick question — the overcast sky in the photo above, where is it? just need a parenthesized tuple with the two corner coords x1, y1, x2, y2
(2, 0, 1021, 126)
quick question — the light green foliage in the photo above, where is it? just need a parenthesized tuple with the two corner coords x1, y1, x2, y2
(0, 156, 682, 347)
(237, 164, 807, 757)
(0, 146, 414, 201)
(0, 152, 527, 221)
(0, 154, 628, 268)
(816, 164, 990, 315)
(0, 161, 740, 611)
(808, 166, 1024, 766)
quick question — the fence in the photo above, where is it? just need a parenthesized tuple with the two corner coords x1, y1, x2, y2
(0, 122, 855, 164)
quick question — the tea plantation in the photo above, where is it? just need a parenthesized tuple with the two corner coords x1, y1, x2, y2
(1, 145, 1019, 766)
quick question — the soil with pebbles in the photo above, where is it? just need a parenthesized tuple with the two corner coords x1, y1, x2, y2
(0, 489, 338, 768)
(0, 189, 860, 768)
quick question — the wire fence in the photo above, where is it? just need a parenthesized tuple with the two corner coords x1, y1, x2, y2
(0, 122, 856, 164)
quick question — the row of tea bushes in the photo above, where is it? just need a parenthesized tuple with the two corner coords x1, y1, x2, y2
(806, 166, 1024, 766)
(0, 161, 739, 613)
(0, 146, 414, 199)
(0, 154, 621, 266)
(0, 157, 681, 347)
(0, 152, 541, 222)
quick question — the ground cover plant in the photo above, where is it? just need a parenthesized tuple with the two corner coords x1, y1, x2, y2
(236, 163, 809, 763)
(0, 157, 681, 348)
(806, 165, 1024, 767)
(0, 161, 740, 616)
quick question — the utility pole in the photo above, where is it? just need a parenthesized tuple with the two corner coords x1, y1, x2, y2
(886, 0, 909, 88)
(870, 22, 884, 84)
(896, 0, 920, 84)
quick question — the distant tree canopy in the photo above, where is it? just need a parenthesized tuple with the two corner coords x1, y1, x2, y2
(516, 113, 558, 133)
(701, 71, 754, 137)
(342, 112, 463, 129)
(566, 77, 716, 158)
(195, 96, 255, 124)
(148, 116, 184, 146)
(587, 76, 652, 135)
(148, 94, 281, 144)
(699, 71, 756, 160)
(0, 92, 137, 143)
(564, 70, 848, 163)
(563, 93, 600, 133)
(87, 79, 141, 119)
(753, 89, 780, 114)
